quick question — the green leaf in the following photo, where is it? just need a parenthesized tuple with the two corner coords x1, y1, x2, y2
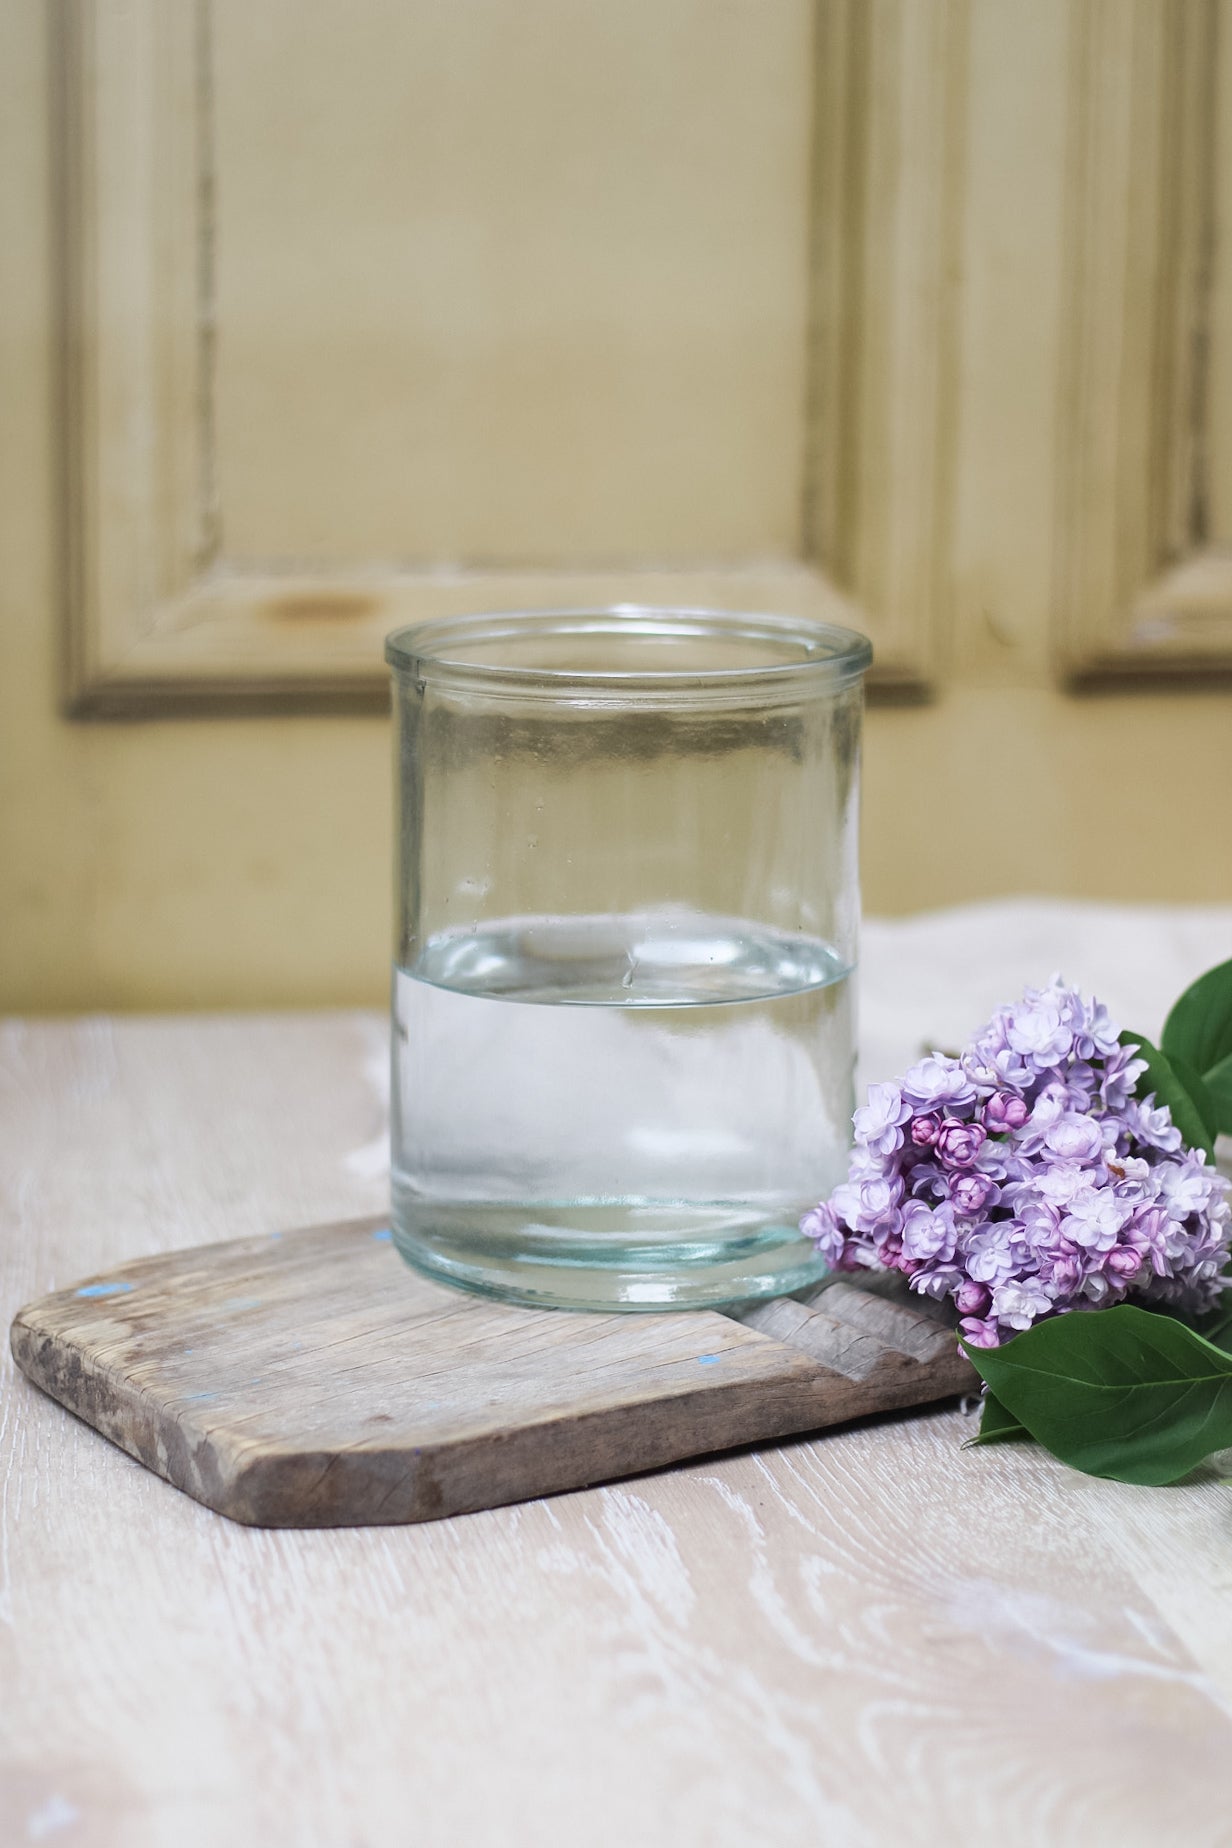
(962, 1305, 1232, 1484)
(1120, 1029, 1215, 1159)
(1166, 1049, 1220, 1147)
(1162, 957, 1232, 1134)
(967, 1391, 1030, 1446)
(1203, 1049, 1232, 1139)
(1162, 955, 1232, 1082)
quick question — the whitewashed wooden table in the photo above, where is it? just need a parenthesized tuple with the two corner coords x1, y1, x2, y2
(4, 901, 1232, 1848)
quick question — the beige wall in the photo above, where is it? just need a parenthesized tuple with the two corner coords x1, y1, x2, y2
(3, 1, 1231, 1015)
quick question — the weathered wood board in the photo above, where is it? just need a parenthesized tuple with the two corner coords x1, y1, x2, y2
(10, 1217, 975, 1527)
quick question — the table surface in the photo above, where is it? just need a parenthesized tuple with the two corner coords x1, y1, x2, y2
(5, 899, 1232, 1848)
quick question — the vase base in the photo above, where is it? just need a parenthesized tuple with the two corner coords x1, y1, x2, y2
(390, 1197, 828, 1311)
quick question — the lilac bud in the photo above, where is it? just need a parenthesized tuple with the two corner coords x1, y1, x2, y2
(1107, 1247, 1142, 1279)
(1048, 1254, 1083, 1293)
(910, 1113, 941, 1148)
(954, 1280, 990, 1316)
(984, 1091, 1030, 1131)
(936, 1121, 986, 1169)
(959, 1315, 1000, 1348)
(951, 1172, 993, 1216)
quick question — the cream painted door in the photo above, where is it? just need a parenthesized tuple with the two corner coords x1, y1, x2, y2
(1, 0, 1230, 1009)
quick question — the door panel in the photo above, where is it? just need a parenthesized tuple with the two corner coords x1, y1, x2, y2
(0, 0, 1228, 1010)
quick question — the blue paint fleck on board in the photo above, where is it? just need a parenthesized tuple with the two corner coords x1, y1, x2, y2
(697, 1353, 721, 1366)
(75, 1281, 135, 1299)
(371, 1227, 393, 1243)
(181, 1391, 219, 1404)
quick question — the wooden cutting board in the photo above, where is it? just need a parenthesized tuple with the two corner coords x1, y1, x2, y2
(10, 1217, 975, 1528)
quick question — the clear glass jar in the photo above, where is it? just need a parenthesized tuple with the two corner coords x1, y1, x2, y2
(386, 607, 871, 1309)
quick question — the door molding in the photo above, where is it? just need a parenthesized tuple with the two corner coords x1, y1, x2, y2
(58, 0, 964, 715)
(1053, 0, 1232, 683)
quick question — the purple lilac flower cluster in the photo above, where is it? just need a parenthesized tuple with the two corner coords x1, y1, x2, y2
(802, 977, 1231, 1347)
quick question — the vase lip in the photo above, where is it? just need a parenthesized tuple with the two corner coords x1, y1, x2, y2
(385, 605, 873, 703)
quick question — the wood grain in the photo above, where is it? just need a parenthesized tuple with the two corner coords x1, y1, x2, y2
(5, 1003, 1232, 1846)
(9, 1221, 972, 1527)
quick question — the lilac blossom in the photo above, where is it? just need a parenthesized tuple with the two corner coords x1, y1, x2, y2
(901, 1056, 976, 1113)
(853, 1082, 913, 1158)
(801, 976, 1231, 1347)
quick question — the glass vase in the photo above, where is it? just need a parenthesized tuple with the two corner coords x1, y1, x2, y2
(386, 606, 871, 1309)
